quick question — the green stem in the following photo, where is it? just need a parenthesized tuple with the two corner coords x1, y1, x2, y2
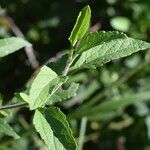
(63, 51, 78, 76)
(0, 102, 27, 110)
(78, 117, 87, 150)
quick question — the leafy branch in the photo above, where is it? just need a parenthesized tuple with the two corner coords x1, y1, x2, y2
(0, 5, 150, 150)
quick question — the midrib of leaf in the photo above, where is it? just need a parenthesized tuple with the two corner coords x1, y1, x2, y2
(70, 9, 90, 45)
(34, 110, 58, 150)
(39, 114, 50, 144)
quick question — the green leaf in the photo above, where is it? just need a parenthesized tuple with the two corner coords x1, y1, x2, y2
(145, 115, 150, 140)
(15, 92, 29, 103)
(29, 66, 59, 110)
(69, 5, 91, 47)
(76, 31, 127, 54)
(85, 90, 150, 120)
(0, 118, 20, 139)
(47, 52, 68, 75)
(46, 83, 79, 105)
(110, 16, 131, 32)
(71, 31, 150, 70)
(64, 80, 100, 108)
(0, 37, 31, 58)
(33, 107, 77, 150)
(0, 99, 12, 117)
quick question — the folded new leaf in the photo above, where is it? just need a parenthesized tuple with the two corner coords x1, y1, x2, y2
(69, 5, 91, 47)
(71, 31, 150, 70)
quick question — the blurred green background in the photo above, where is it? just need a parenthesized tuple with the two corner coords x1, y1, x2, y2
(0, 0, 150, 149)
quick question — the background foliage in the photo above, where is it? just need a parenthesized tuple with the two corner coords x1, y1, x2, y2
(0, 0, 150, 150)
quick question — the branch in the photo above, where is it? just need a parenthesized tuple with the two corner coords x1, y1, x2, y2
(90, 22, 101, 32)
(0, 102, 27, 111)
(4, 14, 39, 69)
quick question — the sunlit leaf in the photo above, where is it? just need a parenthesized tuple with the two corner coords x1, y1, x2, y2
(29, 66, 59, 110)
(33, 107, 77, 150)
(71, 31, 150, 70)
(0, 37, 31, 58)
(69, 5, 91, 47)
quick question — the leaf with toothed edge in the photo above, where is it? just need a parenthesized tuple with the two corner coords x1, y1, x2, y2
(33, 107, 77, 150)
(70, 31, 150, 70)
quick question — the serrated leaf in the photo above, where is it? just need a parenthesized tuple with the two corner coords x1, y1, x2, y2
(71, 31, 150, 70)
(0, 118, 20, 139)
(0, 37, 31, 58)
(29, 66, 59, 110)
(46, 83, 79, 105)
(33, 107, 77, 150)
(69, 5, 91, 47)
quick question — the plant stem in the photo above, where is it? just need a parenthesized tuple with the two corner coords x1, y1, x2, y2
(63, 51, 78, 76)
(78, 117, 87, 150)
(63, 60, 73, 76)
(0, 50, 76, 111)
(0, 102, 27, 111)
